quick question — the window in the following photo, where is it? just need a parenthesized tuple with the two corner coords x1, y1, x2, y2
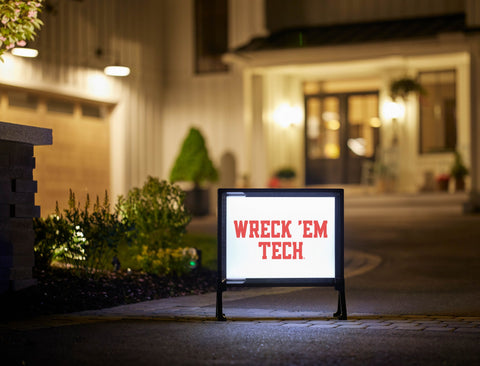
(194, 0, 229, 74)
(8, 90, 38, 110)
(47, 98, 75, 115)
(419, 70, 456, 154)
(81, 103, 106, 119)
(306, 96, 340, 160)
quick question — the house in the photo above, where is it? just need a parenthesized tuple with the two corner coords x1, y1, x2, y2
(1, 0, 479, 215)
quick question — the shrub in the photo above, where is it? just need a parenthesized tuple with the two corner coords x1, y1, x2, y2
(34, 190, 131, 276)
(119, 177, 191, 252)
(135, 246, 198, 276)
(33, 207, 70, 271)
(169, 127, 218, 187)
(34, 177, 192, 277)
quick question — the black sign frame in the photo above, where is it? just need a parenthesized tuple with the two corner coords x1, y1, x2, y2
(216, 188, 347, 321)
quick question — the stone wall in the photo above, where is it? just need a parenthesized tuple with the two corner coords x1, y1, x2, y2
(0, 121, 52, 293)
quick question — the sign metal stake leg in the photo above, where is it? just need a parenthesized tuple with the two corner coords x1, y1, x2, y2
(216, 280, 227, 321)
(334, 279, 347, 320)
(333, 289, 347, 320)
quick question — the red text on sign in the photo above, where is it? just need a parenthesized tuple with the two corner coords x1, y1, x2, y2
(258, 241, 303, 259)
(299, 220, 328, 238)
(234, 220, 292, 238)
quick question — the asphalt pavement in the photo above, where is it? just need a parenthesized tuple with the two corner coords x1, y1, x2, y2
(1, 191, 479, 365)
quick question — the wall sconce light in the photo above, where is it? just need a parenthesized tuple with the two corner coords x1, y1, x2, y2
(96, 47, 130, 77)
(104, 65, 130, 77)
(11, 47, 39, 58)
(382, 100, 405, 146)
(382, 101, 405, 120)
(273, 103, 303, 128)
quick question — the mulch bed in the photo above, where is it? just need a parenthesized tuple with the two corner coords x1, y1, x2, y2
(0, 267, 217, 320)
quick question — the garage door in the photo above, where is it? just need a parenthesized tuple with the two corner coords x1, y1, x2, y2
(0, 87, 112, 217)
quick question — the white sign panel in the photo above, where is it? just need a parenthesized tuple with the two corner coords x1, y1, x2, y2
(225, 195, 336, 279)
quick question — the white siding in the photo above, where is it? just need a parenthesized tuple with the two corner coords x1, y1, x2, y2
(230, 0, 268, 49)
(161, 0, 245, 187)
(1, 0, 164, 197)
(466, 0, 480, 26)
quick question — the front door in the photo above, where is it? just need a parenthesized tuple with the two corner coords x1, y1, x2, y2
(305, 91, 379, 185)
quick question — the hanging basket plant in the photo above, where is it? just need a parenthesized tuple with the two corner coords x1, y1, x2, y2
(390, 77, 425, 101)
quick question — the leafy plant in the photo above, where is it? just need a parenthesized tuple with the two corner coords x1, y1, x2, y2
(450, 151, 469, 179)
(390, 77, 425, 101)
(34, 190, 131, 276)
(119, 176, 191, 252)
(33, 206, 70, 271)
(34, 178, 193, 277)
(274, 167, 296, 179)
(169, 127, 218, 187)
(135, 246, 198, 276)
(0, 0, 44, 61)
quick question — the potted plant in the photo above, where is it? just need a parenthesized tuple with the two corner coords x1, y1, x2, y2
(170, 127, 218, 216)
(435, 173, 450, 192)
(268, 167, 296, 188)
(450, 151, 469, 192)
(390, 77, 425, 101)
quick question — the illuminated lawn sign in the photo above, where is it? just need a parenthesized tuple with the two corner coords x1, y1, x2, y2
(216, 188, 347, 321)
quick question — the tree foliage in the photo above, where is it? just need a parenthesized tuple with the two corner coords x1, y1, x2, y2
(0, 0, 44, 60)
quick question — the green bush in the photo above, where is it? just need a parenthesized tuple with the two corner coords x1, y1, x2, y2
(169, 127, 218, 187)
(119, 176, 192, 252)
(33, 208, 70, 271)
(34, 190, 131, 276)
(34, 177, 193, 277)
(135, 246, 198, 276)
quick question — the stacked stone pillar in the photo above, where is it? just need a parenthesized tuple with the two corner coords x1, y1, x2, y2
(0, 121, 52, 293)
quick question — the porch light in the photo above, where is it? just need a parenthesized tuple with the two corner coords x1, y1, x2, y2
(382, 101, 405, 120)
(104, 65, 130, 77)
(382, 100, 404, 146)
(273, 103, 303, 128)
(11, 47, 38, 58)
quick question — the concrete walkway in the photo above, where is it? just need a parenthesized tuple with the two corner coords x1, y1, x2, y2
(4, 191, 475, 329)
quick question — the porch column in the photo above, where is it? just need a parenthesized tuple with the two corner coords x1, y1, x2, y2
(249, 73, 268, 187)
(466, 41, 480, 212)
